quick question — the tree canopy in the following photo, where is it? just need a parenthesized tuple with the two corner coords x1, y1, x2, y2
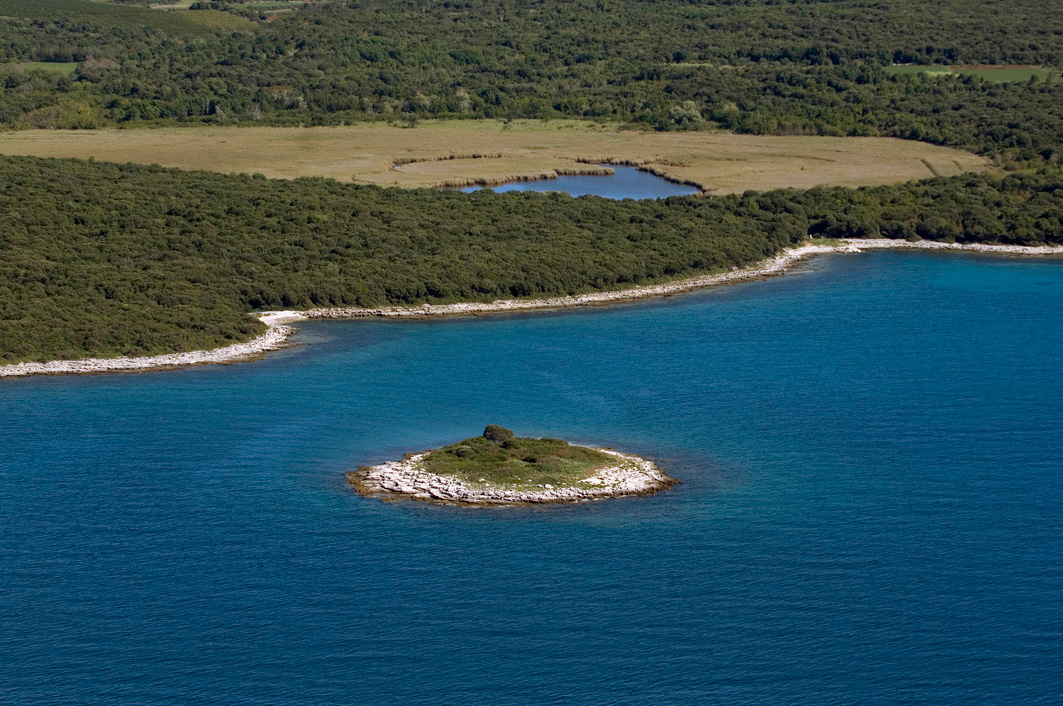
(3, 0, 1063, 162)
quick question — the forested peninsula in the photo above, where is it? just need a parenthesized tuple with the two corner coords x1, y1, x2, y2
(2, 154, 1062, 364)
(3, 0, 1063, 367)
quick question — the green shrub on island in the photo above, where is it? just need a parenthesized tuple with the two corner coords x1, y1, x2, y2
(419, 430, 615, 490)
(482, 424, 514, 443)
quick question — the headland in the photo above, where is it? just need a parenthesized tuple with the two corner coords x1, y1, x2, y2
(2, 238, 1060, 378)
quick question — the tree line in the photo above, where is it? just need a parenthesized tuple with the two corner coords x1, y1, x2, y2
(3, 1, 1063, 162)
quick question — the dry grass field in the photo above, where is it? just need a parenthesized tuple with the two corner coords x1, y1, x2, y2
(0, 120, 989, 193)
(170, 9, 256, 30)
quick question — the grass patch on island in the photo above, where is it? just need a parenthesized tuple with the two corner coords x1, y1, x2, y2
(419, 426, 616, 490)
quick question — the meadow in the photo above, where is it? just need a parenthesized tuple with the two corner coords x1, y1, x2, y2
(3, 0, 1063, 164)
(0, 0, 212, 35)
(0, 121, 989, 194)
(169, 9, 255, 30)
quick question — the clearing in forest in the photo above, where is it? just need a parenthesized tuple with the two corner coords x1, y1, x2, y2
(0, 120, 989, 194)
(0, 61, 78, 75)
(884, 64, 1056, 82)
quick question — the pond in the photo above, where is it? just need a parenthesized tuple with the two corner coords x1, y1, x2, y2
(458, 164, 700, 199)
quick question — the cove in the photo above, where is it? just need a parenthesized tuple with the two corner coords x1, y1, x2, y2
(2, 251, 1062, 704)
(459, 164, 700, 199)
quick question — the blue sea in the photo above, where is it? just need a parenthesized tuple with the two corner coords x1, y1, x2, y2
(2, 251, 1062, 704)
(459, 164, 700, 198)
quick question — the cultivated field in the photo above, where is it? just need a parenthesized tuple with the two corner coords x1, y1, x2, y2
(0, 120, 990, 193)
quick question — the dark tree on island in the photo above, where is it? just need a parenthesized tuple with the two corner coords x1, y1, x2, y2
(483, 425, 514, 443)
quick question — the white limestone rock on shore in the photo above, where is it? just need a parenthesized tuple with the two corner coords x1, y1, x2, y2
(347, 448, 679, 506)
(4, 239, 1059, 378)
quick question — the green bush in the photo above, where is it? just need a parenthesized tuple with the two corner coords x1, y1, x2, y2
(483, 425, 514, 443)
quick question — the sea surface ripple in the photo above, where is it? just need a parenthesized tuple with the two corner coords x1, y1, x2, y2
(2, 251, 1062, 705)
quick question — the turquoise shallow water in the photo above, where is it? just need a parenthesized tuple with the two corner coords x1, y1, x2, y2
(2, 251, 1063, 704)
(458, 164, 699, 198)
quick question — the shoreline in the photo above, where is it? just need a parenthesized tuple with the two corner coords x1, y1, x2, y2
(0, 322, 297, 378)
(3, 238, 1061, 378)
(433, 164, 618, 190)
(348, 447, 678, 506)
(437, 161, 705, 193)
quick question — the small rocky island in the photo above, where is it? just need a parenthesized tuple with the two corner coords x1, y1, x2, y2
(347, 425, 678, 506)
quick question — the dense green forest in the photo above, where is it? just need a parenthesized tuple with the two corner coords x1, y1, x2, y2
(3, 0, 1063, 161)
(2, 154, 1061, 363)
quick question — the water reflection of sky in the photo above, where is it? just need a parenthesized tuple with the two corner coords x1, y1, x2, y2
(459, 164, 699, 199)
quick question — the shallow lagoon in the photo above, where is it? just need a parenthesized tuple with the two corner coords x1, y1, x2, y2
(3, 251, 1063, 704)
(459, 164, 700, 199)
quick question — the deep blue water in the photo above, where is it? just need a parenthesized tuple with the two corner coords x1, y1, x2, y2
(458, 164, 699, 199)
(3, 251, 1063, 704)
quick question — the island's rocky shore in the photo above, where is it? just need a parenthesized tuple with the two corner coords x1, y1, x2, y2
(3, 238, 1060, 378)
(347, 447, 678, 505)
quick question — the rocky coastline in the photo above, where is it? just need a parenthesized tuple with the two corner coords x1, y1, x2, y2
(834, 238, 1063, 256)
(3, 238, 1060, 378)
(0, 320, 296, 378)
(282, 239, 1063, 325)
(347, 447, 678, 506)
